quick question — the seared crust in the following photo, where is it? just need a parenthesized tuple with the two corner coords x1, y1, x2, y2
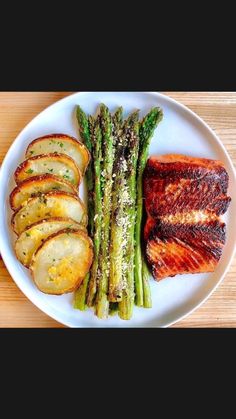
(148, 219, 225, 258)
(146, 220, 226, 280)
(151, 154, 226, 167)
(10, 174, 78, 211)
(144, 154, 231, 281)
(30, 229, 93, 295)
(145, 154, 229, 182)
(25, 134, 90, 175)
(147, 236, 218, 280)
(144, 155, 231, 217)
(14, 153, 81, 186)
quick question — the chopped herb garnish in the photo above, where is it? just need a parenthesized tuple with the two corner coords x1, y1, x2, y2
(29, 150, 34, 155)
(53, 258, 56, 262)
(23, 252, 26, 256)
(39, 195, 47, 204)
(25, 168, 34, 174)
(25, 232, 30, 237)
(63, 174, 71, 181)
(59, 142, 64, 148)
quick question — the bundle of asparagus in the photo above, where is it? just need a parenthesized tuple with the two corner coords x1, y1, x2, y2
(74, 104, 163, 319)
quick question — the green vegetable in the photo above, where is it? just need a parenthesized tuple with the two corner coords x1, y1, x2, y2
(142, 258, 152, 308)
(73, 273, 90, 310)
(134, 107, 163, 306)
(95, 104, 114, 319)
(87, 118, 103, 307)
(108, 108, 124, 303)
(75, 103, 163, 320)
(75, 107, 94, 311)
(109, 302, 119, 316)
(110, 110, 136, 303)
(118, 111, 140, 320)
(76, 106, 94, 236)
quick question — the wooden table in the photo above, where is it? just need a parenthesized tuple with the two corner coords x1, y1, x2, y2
(0, 92, 235, 328)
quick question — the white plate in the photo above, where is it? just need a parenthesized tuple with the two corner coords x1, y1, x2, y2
(0, 92, 236, 328)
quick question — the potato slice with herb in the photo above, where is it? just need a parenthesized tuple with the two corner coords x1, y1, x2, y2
(12, 192, 87, 235)
(15, 218, 86, 267)
(30, 229, 93, 295)
(25, 134, 90, 175)
(14, 153, 81, 186)
(10, 174, 78, 211)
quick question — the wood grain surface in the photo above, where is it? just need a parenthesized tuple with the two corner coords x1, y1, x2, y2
(0, 92, 235, 328)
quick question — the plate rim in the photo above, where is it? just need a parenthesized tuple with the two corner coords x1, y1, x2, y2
(0, 91, 236, 328)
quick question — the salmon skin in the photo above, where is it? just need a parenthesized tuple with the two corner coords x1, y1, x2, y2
(143, 154, 231, 281)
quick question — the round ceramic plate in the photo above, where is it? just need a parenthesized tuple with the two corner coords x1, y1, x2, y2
(0, 92, 236, 327)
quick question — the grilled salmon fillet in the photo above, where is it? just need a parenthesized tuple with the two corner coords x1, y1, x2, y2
(143, 154, 231, 280)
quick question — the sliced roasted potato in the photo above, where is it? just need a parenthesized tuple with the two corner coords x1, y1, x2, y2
(14, 153, 81, 187)
(12, 192, 87, 235)
(30, 229, 93, 295)
(25, 134, 90, 175)
(15, 218, 86, 268)
(10, 174, 78, 211)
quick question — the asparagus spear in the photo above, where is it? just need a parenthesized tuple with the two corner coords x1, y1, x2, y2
(95, 104, 114, 319)
(73, 273, 90, 310)
(118, 111, 140, 320)
(76, 106, 94, 236)
(109, 111, 133, 302)
(109, 302, 119, 316)
(113, 107, 123, 142)
(134, 107, 163, 307)
(87, 118, 103, 306)
(74, 108, 94, 310)
(142, 257, 152, 308)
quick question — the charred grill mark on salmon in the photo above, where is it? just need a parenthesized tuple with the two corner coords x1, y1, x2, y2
(144, 154, 231, 281)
